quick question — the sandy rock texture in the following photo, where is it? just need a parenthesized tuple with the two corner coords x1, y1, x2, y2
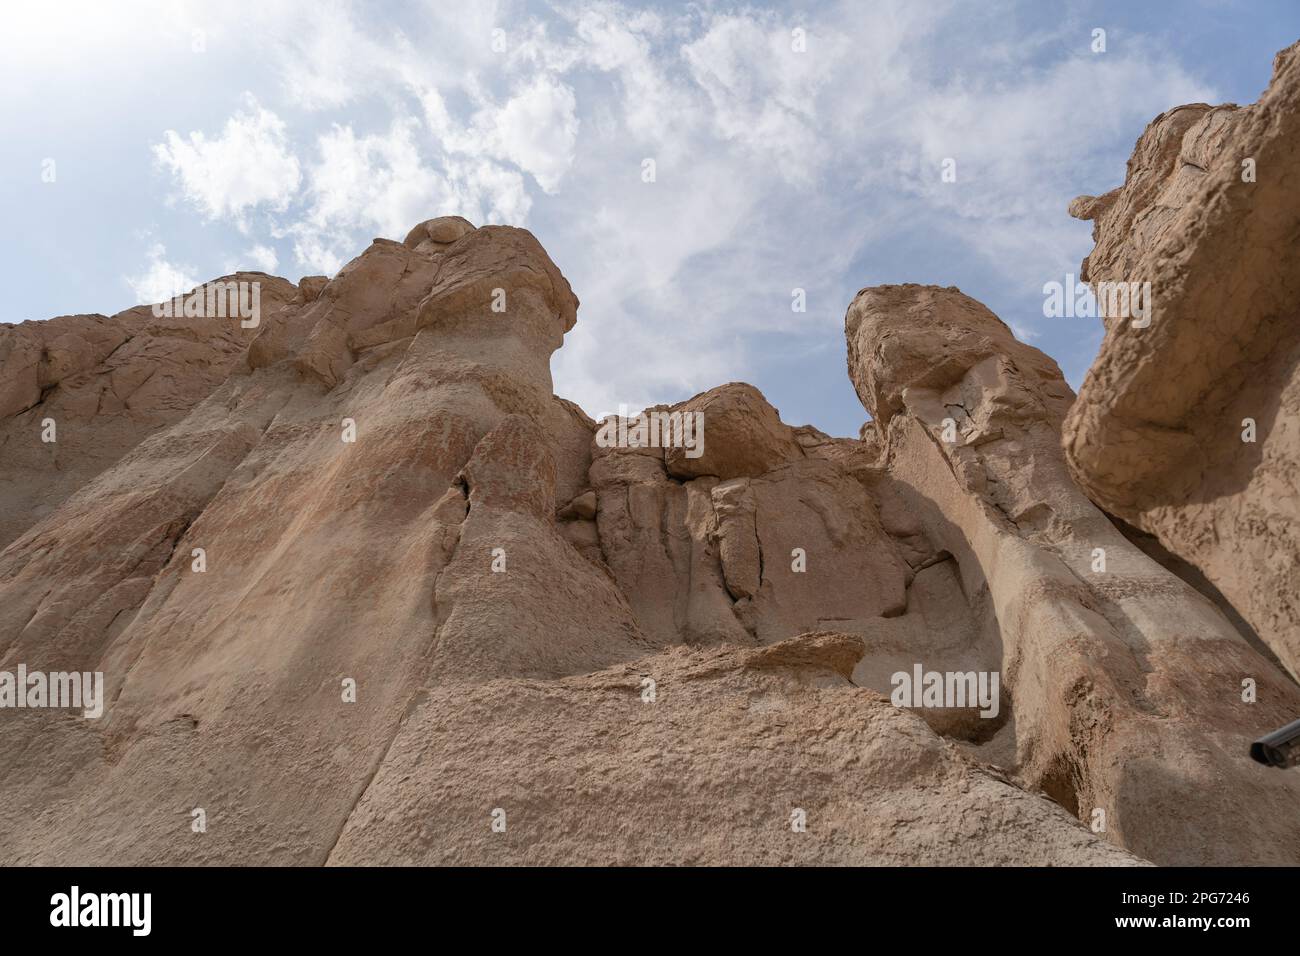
(2, 97, 1297, 870)
(847, 284, 1300, 865)
(0, 215, 1144, 867)
(1063, 41, 1300, 680)
(588, 382, 910, 647)
(329, 632, 1139, 866)
(0, 218, 650, 865)
(0, 275, 301, 549)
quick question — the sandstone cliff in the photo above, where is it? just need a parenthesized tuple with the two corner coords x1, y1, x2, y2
(2, 45, 1299, 864)
(2, 215, 1146, 865)
(1064, 42, 1300, 682)
(846, 284, 1299, 864)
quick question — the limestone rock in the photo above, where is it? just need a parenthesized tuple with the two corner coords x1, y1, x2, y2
(402, 215, 475, 253)
(559, 489, 597, 520)
(2, 156, 1297, 868)
(662, 382, 805, 480)
(0, 219, 636, 864)
(328, 632, 1141, 866)
(589, 382, 909, 647)
(846, 282, 1300, 865)
(0, 274, 300, 550)
(1063, 41, 1300, 679)
(298, 275, 329, 302)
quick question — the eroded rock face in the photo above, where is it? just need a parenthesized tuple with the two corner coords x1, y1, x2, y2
(0, 221, 641, 864)
(1, 169, 1295, 866)
(846, 283, 1300, 865)
(0, 275, 301, 549)
(0, 218, 1139, 867)
(328, 632, 1141, 866)
(1063, 42, 1300, 680)
(587, 382, 910, 647)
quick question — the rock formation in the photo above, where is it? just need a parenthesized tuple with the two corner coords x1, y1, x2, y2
(2, 215, 1139, 866)
(846, 284, 1300, 865)
(329, 633, 1136, 866)
(0, 275, 301, 549)
(1064, 42, 1300, 682)
(2, 46, 1298, 866)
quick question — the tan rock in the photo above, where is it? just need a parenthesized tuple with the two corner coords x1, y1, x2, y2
(590, 383, 909, 647)
(402, 215, 475, 251)
(0, 274, 300, 550)
(0, 218, 634, 864)
(846, 282, 1300, 865)
(557, 489, 597, 520)
(2, 176, 1296, 869)
(327, 632, 1141, 866)
(663, 382, 805, 480)
(298, 275, 329, 302)
(1062, 41, 1300, 680)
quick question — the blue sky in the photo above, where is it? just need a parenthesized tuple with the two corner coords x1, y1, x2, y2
(3, 1, 1297, 435)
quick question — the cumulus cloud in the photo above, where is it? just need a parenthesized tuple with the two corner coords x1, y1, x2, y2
(483, 75, 579, 192)
(230, 244, 279, 274)
(282, 119, 532, 275)
(153, 95, 302, 222)
(125, 243, 198, 304)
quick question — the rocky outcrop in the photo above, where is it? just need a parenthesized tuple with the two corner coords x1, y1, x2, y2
(588, 382, 910, 647)
(3, 135, 1297, 866)
(846, 283, 1300, 865)
(328, 632, 1140, 866)
(0, 218, 647, 864)
(0, 275, 301, 549)
(0, 216, 1144, 867)
(1063, 41, 1300, 680)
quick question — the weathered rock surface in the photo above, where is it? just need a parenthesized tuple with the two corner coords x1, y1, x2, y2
(4, 54, 1300, 868)
(846, 283, 1300, 865)
(0, 218, 1141, 867)
(0, 275, 301, 549)
(329, 632, 1140, 866)
(1064, 42, 1300, 680)
(588, 383, 910, 647)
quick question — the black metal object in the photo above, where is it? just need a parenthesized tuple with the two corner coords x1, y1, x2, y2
(1251, 716, 1300, 768)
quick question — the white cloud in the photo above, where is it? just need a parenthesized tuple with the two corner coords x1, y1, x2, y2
(125, 243, 198, 304)
(153, 94, 302, 222)
(483, 75, 579, 192)
(681, 14, 842, 184)
(134, 0, 1223, 432)
(229, 244, 279, 274)
(307, 121, 447, 236)
(283, 119, 532, 275)
(888, 50, 1217, 289)
(272, 0, 512, 113)
(274, 2, 381, 111)
(1010, 322, 1041, 342)
(570, 7, 695, 150)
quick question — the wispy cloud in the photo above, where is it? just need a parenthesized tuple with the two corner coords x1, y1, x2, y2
(133, 0, 1221, 428)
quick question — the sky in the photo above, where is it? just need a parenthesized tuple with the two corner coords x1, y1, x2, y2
(3, 1, 1297, 436)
